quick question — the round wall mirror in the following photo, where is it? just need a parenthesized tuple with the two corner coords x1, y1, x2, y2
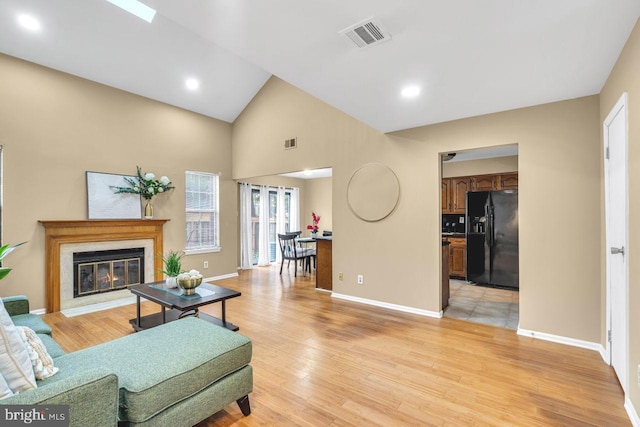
(347, 163, 400, 222)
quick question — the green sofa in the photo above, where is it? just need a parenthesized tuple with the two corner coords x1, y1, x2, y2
(0, 296, 253, 426)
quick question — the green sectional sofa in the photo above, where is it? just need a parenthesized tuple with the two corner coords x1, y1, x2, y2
(0, 296, 253, 426)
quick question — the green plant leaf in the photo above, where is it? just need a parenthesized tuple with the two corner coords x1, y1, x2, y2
(0, 241, 26, 261)
(0, 268, 12, 281)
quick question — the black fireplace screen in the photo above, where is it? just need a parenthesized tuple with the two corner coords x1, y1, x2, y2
(73, 248, 144, 297)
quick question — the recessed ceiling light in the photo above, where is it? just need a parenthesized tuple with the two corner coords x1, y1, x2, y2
(185, 78, 200, 91)
(17, 14, 41, 32)
(401, 85, 421, 98)
(105, 0, 156, 23)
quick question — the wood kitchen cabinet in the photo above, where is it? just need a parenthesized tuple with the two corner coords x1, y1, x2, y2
(448, 237, 466, 279)
(450, 177, 470, 213)
(442, 237, 466, 279)
(471, 175, 498, 191)
(441, 179, 452, 213)
(442, 178, 469, 214)
(499, 173, 518, 190)
(442, 173, 517, 213)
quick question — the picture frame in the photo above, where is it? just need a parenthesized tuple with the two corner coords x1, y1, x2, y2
(86, 171, 142, 219)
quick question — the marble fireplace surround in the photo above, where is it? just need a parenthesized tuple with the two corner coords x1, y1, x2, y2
(39, 220, 168, 313)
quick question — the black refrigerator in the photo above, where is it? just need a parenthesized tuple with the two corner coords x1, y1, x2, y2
(466, 190, 519, 289)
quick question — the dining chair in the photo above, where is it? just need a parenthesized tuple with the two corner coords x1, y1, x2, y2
(277, 233, 312, 277)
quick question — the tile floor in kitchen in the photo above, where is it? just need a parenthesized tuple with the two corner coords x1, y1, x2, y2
(444, 279, 519, 330)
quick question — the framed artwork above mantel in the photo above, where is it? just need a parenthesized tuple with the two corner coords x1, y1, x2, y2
(86, 171, 142, 219)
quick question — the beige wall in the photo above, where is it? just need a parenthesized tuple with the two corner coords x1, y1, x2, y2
(233, 76, 602, 343)
(442, 155, 518, 178)
(0, 54, 238, 310)
(600, 18, 640, 413)
(302, 177, 332, 236)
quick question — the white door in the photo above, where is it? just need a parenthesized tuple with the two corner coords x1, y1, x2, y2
(604, 92, 628, 393)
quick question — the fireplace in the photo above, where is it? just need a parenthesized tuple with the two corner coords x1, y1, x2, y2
(39, 219, 169, 313)
(73, 248, 145, 298)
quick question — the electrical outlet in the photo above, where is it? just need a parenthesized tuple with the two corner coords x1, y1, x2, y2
(357, 275, 364, 285)
(204, 261, 209, 269)
(338, 272, 343, 281)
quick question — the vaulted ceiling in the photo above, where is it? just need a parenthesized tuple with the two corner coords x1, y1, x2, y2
(1, 0, 639, 133)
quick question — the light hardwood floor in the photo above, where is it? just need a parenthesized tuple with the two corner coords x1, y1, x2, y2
(41, 267, 629, 426)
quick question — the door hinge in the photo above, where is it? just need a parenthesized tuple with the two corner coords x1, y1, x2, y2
(606, 146, 610, 160)
(608, 330, 612, 343)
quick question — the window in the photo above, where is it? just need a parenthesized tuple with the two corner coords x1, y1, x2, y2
(185, 171, 219, 253)
(250, 187, 292, 264)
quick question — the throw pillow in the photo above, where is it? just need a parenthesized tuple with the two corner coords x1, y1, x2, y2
(0, 298, 36, 393)
(0, 372, 14, 399)
(16, 326, 59, 380)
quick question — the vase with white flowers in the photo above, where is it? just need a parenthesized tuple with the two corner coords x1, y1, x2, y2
(111, 166, 175, 219)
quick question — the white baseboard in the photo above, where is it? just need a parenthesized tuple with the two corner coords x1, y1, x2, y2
(204, 272, 239, 282)
(517, 328, 604, 354)
(331, 292, 442, 318)
(31, 308, 46, 315)
(626, 397, 640, 427)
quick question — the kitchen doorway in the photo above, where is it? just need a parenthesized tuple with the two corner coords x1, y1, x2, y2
(440, 145, 519, 329)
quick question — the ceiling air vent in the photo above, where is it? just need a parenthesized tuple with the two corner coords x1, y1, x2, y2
(284, 137, 297, 150)
(339, 17, 391, 48)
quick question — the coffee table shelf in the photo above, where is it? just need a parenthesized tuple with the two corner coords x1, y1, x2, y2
(129, 309, 239, 332)
(128, 281, 241, 332)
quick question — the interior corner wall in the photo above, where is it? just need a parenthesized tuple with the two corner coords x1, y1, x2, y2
(232, 75, 602, 344)
(0, 53, 237, 310)
(599, 17, 640, 415)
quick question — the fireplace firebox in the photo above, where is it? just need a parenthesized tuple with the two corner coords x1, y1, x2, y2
(73, 248, 145, 298)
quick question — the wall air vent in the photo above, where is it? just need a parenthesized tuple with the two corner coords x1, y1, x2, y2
(339, 17, 391, 49)
(284, 138, 297, 150)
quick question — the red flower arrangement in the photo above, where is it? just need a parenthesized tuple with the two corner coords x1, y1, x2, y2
(306, 212, 320, 233)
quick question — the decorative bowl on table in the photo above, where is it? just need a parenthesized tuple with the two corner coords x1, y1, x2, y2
(177, 270, 204, 295)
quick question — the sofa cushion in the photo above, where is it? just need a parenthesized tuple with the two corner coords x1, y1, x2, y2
(11, 313, 52, 336)
(0, 299, 37, 393)
(37, 334, 66, 359)
(52, 317, 252, 423)
(17, 326, 59, 380)
(0, 372, 14, 399)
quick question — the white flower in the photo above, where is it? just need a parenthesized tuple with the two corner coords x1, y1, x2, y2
(148, 187, 155, 195)
(158, 187, 164, 192)
(159, 176, 171, 186)
(144, 172, 155, 181)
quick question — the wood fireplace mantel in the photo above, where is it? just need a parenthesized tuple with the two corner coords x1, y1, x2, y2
(39, 219, 169, 313)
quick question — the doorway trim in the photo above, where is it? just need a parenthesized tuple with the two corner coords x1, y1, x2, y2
(603, 92, 629, 393)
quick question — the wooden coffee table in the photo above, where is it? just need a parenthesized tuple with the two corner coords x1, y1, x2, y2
(128, 281, 241, 332)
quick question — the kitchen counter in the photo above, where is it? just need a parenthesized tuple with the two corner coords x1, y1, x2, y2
(442, 232, 465, 238)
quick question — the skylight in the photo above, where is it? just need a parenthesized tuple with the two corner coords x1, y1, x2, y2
(105, 0, 156, 23)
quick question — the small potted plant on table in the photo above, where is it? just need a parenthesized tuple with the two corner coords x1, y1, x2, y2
(160, 250, 183, 288)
